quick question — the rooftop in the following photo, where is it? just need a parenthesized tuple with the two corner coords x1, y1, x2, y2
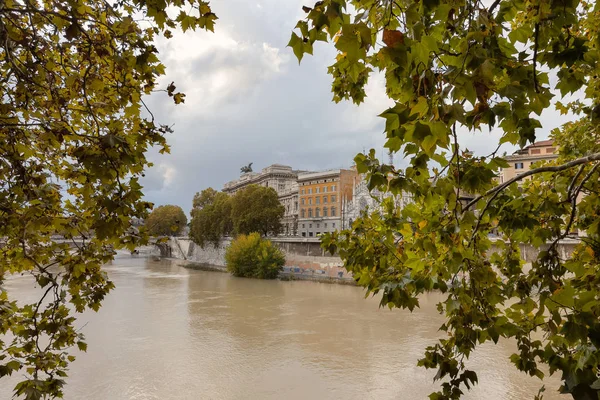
(514, 139, 555, 155)
(297, 169, 342, 181)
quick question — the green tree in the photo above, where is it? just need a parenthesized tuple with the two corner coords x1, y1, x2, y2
(0, 0, 216, 397)
(230, 185, 285, 236)
(291, 0, 600, 399)
(190, 188, 233, 247)
(225, 233, 285, 279)
(145, 205, 187, 237)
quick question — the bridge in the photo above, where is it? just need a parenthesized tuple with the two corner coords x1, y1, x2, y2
(49, 236, 175, 258)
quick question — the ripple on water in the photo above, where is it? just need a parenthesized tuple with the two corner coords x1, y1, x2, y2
(0, 258, 569, 400)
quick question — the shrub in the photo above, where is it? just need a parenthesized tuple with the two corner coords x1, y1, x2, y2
(225, 233, 285, 279)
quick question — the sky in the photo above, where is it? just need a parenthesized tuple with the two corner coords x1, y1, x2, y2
(140, 0, 576, 215)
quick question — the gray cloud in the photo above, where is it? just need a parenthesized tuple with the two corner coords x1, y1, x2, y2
(139, 1, 577, 215)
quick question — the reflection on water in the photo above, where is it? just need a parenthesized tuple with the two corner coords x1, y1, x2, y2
(1, 255, 567, 399)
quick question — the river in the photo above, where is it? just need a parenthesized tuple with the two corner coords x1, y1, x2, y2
(1, 254, 567, 399)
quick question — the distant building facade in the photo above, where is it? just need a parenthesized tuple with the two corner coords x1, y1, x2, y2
(223, 164, 303, 236)
(343, 174, 413, 228)
(297, 169, 358, 238)
(499, 140, 557, 183)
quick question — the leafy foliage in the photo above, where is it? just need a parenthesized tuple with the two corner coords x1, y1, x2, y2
(190, 185, 285, 247)
(145, 205, 187, 237)
(0, 0, 216, 397)
(230, 185, 285, 237)
(291, 0, 600, 398)
(225, 233, 285, 279)
(190, 188, 233, 247)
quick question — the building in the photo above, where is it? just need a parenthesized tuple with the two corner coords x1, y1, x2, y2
(223, 164, 303, 236)
(223, 164, 301, 195)
(297, 168, 358, 238)
(279, 181, 300, 236)
(343, 174, 413, 228)
(499, 139, 557, 183)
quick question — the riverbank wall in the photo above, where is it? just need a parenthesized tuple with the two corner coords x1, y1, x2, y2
(162, 237, 353, 282)
(156, 236, 582, 283)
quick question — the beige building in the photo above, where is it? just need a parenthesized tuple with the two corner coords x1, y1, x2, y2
(297, 168, 358, 238)
(223, 164, 304, 236)
(499, 140, 557, 183)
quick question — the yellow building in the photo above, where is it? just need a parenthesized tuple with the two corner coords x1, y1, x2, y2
(499, 140, 557, 183)
(297, 168, 358, 238)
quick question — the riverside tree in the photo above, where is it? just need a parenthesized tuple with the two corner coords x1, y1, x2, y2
(145, 205, 187, 237)
(225, 233, 285, 279)
(230, 185, 285, 237)
(0, 0, 216, 398)
(290, 0, 600, 399)
(190, 188, 233, 247)
(190, 185, 285, 246)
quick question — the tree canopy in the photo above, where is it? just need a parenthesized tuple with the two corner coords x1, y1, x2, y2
(230, 185, 285, 237)
(225, 233, 285, 279)
(290, 0, 600, 399)
(190, 185, 285, 246)
(0, 0, 216, 398)
(145, 205, 187, 237)
(190, 188, 233, 247)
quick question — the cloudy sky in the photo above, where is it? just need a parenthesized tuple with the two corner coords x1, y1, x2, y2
(140, 0, 575, 214)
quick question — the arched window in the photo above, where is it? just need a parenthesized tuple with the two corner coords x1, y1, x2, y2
(323, 207, 328, 217)
(316, 207, 320, 217)
(331, 207, 336, 217)
(308, 208, 313, 218)
(301, 209, 305, 218)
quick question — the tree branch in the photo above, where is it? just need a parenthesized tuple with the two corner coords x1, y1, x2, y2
(489, 0, 502, 14)
(532, 23, 540, 93)
(463, 152, 600, 212)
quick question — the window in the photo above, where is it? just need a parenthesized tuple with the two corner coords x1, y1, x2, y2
(316, 208, 320, 217)
(309, 198, 312, 205)
(323, 195, 328, 203)
(301, 209, 305, 218)
(301, 198, 305, 205)
(515, 162, 524, 169)
(331, 185, 336, 191)
(301, 189, 305, 194)
(547, 147, 555, 153)
(308, 209, 313, 218)
(331, 207, 336, 217)
(316, 196, 320, 204)
(294, 201, 298, 211)
(331, 195, 336, 202)
(308, 188, 312, 194)
(332, 223, 336, 228)
(323, 207, 328, 217)
(324, 223, 328, 228)
(316, 187, 320, 193)
(302, 224, 305, 228)
(302, 232, 306, 237)
(323, 186, 327, 193)
(309, 224, 312, 228)
(309, 232, 314, 237)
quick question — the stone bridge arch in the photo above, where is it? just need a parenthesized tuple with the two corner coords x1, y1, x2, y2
(153, 242, 172, 258)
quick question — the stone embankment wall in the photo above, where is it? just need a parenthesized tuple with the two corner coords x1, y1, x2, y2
(163, 236, 581, 283)
(166, 237, 352, 282)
